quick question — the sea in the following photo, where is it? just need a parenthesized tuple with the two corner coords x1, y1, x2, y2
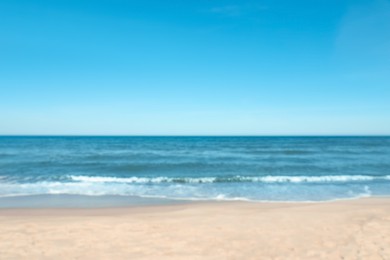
(0, 136, 389, 207)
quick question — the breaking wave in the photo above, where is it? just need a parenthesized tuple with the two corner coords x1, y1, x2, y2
(69, 175, 390, 184)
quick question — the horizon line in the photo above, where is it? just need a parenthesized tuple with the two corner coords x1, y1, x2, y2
(1, 135, 389, 137)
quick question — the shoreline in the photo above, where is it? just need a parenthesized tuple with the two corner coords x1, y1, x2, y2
(1, 197, 389, 259)
(0, 196, 387, 214)
(0, 196, 388, 213)
(1, 193, 388, 210)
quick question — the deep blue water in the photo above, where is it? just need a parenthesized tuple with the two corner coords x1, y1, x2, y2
(0, 136, 389, 203)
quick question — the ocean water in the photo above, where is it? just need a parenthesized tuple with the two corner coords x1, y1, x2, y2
(0, 136, 389, 206)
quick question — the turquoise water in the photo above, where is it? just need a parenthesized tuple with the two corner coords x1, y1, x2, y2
(0, 136, 389, 205)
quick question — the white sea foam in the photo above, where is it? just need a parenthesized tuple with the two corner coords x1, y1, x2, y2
(0, 179, 386, 202)
(0, 174, 388, 202)
(69, 174, 390, 184)
(69, 175, 217, 183)
(252, 175, 376, 183)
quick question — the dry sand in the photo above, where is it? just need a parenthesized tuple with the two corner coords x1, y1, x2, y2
(0, 198, 389, 259)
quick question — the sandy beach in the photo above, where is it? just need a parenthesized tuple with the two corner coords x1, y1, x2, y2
(0, 198, 389, 259)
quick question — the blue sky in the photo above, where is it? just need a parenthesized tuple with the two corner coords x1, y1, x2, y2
(1, 0, 389, 135)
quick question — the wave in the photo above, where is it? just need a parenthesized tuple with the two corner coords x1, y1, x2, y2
(69, 174, 390, 184)
(0, 177, 386, 202)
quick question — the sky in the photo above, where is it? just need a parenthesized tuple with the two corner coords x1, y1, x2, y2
(0, 0, 389, 135)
